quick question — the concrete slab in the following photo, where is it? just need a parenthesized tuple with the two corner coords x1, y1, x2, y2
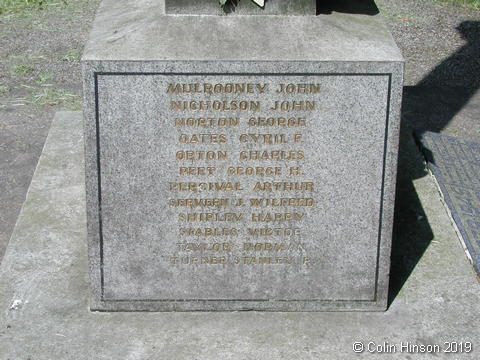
(0, 111, 478, 359)
(0, 110, 54, 263)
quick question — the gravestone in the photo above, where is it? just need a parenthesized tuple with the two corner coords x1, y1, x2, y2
(82, 0, 403, 311)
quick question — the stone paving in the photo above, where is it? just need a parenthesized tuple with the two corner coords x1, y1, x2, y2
(0, 112, 477, 359)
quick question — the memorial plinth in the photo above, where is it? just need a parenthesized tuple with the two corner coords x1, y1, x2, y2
(165, 0, 316, 15)
(82, 0, 404, 311)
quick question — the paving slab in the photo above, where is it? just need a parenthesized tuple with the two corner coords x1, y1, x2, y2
(0, 111, 478, 359)
(0, 109, 54, 263)
(417, 132, 480, 273)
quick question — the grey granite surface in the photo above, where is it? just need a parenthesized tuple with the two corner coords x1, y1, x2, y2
(82, 0, 403, 311)
(0, 111, 478, 358)
(82, 0, 402, 62)
(165, 0, 316, 15)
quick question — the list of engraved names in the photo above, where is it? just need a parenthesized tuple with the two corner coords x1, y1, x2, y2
(166, 81, 319, 267)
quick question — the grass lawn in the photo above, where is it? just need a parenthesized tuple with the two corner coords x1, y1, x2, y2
(0, 0, 96, 110)
(0, 0, 66, 14)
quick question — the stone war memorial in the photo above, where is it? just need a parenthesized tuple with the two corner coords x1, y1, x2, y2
(82, 0, 404, 311)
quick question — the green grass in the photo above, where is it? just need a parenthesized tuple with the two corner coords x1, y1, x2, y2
(9, 54, 46, 77)
(0, 0, 66, 14)
(27, 86, 81, 110)
(12, 63, 35, 75)
(0, 85, 10, 96)
(36, 71, 53, 84)
(18, 85, 82, 110)
(61, 49, 81, 63)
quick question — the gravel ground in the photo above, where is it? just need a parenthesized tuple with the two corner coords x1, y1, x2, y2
(0, 0, 99, 260)
(377, 0, 480, 143)
(379, 0, 480, 87)
(0, 0, 479, 261)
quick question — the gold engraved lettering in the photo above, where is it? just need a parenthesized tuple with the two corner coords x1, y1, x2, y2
(179, 167, 216, 176)
(169, 182, 243, 192)
(170, 100, 260, 112)
(289, 167, 301, 176)
(276, 83, 321, 94)
(239, 150, 304, 161)
(179, 134, 227, 144)
(176, 151, 227, 161)
(175, 117, 239, 128)
(249, 198, 314, 207)
(167, 83, 268, 95)
(244, 242, 286, 251)
(243, 256, 295, 265)
(270, 101, 316, 112)
(166, 79, 319, 268)
(239, 133, 288, 144)
(177, 242, 233, 251)
(243, 242, 305, 251)
(178, 213, 244, 222)
(171, 256, 228, 265)
(179, 228, 238, 236)
(169, 198, 229, 207)
(247, 228, 301, 237)
(227, 167, 282, 176)
(248, 117, 306, 127)
(253, 182, 314, 192)
(251, 212, 305, 222)
(233, 199, 244, 206)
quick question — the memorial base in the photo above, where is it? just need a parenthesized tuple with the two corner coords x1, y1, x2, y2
(82, 0, 403, 311)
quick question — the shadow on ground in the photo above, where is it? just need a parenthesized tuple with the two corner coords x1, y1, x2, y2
(317, 0, 379, 15)
(403, 21, 480, 138)
(388, 21, 480, 305)
(389, 115, 434, 304)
